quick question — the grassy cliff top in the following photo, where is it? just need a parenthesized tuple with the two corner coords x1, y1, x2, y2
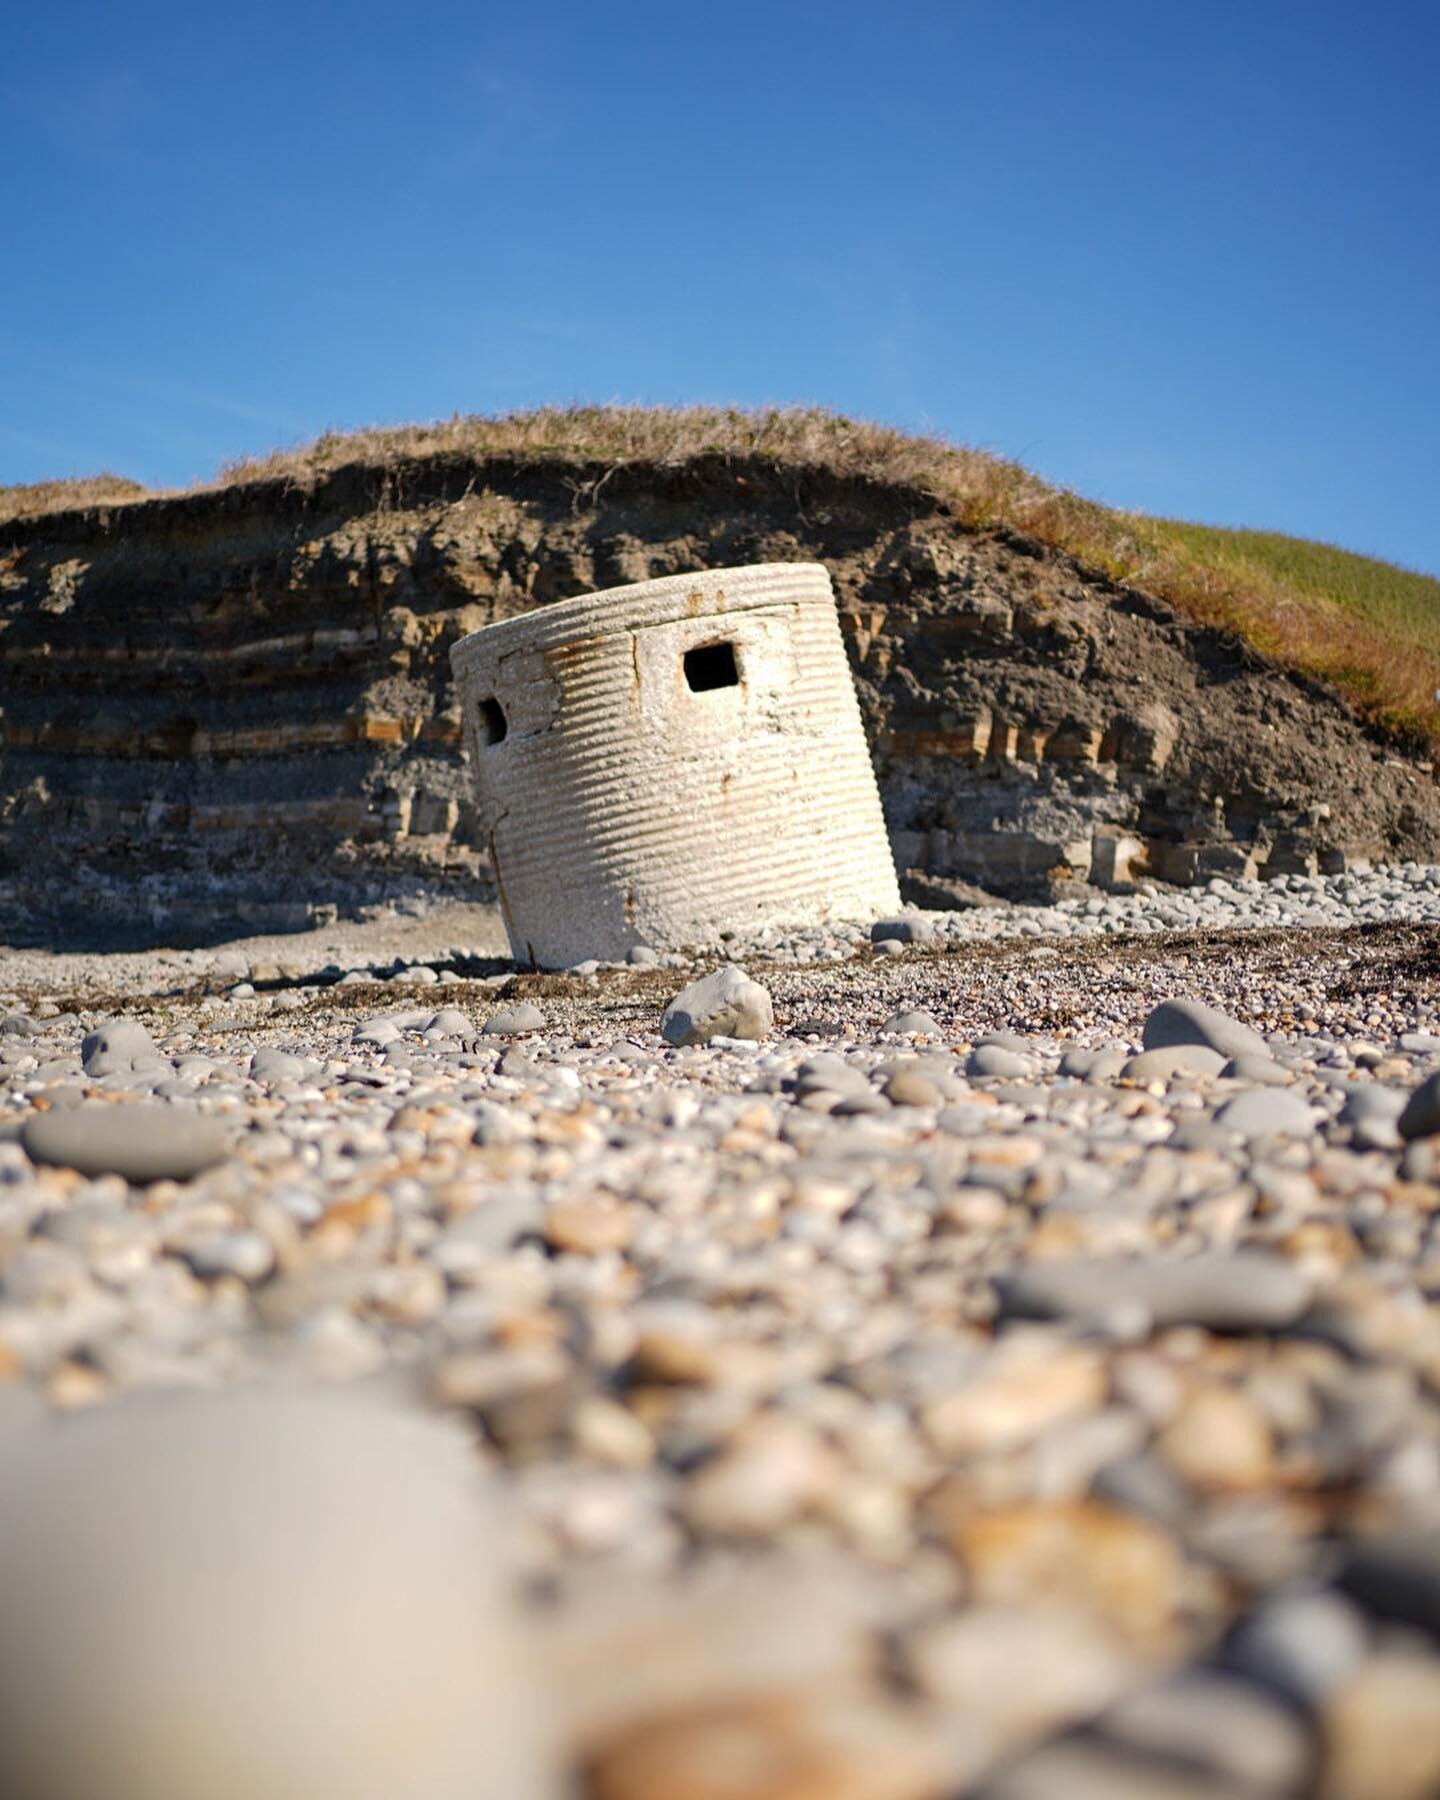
(4, 404, 1437, 746)
(0, 473, 150, 524)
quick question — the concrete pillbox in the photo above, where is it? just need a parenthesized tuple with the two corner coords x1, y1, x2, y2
(450, 562, 899, 967)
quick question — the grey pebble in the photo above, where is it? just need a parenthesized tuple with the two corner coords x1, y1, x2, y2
(20, 1104, 232, 1184)
(353, 1011, 431, 1045)
(1143, 997, 1269, 1060)
(966, 1044, 1035, 1079)
(1082, 1050, 1130, 1084)
(249, 1048, 322, 1084)
(793, 1056, 872, 1102)
(1092, 1451, 1191, 1527)
(469, 1102, 525, 1146)
(869, 915, 933, 945)
(1167, 1118, 1247, 1152)
(28, 1081, 86, 1111)
(174, 1056, 220, 1081)
(0, 1243, 93, 1305)
(1223, 1588, 1369, 1706)
(95, 1068, 173, 1095)
(1339, 1085, 1407, 1150)
(1096, 1669, 1311, 1793)
(660, 966, 773, 1048)
(977, 1736, 1240, 1799)
(80, 1020, 162, 1078)
(481, 1003, 546, 1038)
(998, 1250, 1313, 1332)
(883, 1068, 946, 1107)
(428, 1195, 544, 1267)
(1401, 1140, 1440, 1181)
(1212, 1088, 1318, 1139)
(882, 1009, 943, 1037)
(1122, 1045, 1226, 1081)
(179, 1229, 276, 1284)
(830, 1087, 890, 1117)
(1398, 1071, 1440, 1139)
(39, 1201, 157, 1260)
(1339, 1532, 1440, 1636)
(425, 1009, 473, 1038)
(1221, 1053, 1293, 1086)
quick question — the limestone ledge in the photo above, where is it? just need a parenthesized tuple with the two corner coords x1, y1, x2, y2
(3, 792, 371, 836)
(878, 706, 1175, 774)
(5, 701, 1155, 772)
(1, 714, 463, 758)
(0, 625, 382, 670)
(895, 824, 1353, 893)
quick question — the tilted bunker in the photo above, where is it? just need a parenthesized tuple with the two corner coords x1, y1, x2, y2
(450, 562, 900, 966)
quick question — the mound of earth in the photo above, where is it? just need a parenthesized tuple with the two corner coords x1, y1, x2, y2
(2, 449, 1436, 944)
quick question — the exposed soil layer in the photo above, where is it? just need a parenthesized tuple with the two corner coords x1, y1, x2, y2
(3, 452, 1437, 942)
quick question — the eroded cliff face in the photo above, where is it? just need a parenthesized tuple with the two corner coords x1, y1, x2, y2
(3, 452, 1436, 942)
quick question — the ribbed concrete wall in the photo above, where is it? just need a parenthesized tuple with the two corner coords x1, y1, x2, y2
(451, 563, 899, 966)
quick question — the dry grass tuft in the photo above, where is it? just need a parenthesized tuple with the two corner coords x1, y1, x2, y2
(8, 405, 1439, 748)
(0, 474, 152, 527)
(215, 403, 1045, 506)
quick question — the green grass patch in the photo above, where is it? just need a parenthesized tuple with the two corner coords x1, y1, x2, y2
(1150, 520, 1440, 657)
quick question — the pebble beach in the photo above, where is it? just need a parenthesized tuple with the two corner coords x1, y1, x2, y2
(7, 864, 1440, 1795)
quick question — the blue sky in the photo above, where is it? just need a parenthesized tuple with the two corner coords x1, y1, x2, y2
(3, 0, 1437, 572)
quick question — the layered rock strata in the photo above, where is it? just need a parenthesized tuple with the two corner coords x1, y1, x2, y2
(2, 452, 1435, 939)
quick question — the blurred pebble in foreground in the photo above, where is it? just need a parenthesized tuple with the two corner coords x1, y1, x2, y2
(0, 1387, 561, 1800)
